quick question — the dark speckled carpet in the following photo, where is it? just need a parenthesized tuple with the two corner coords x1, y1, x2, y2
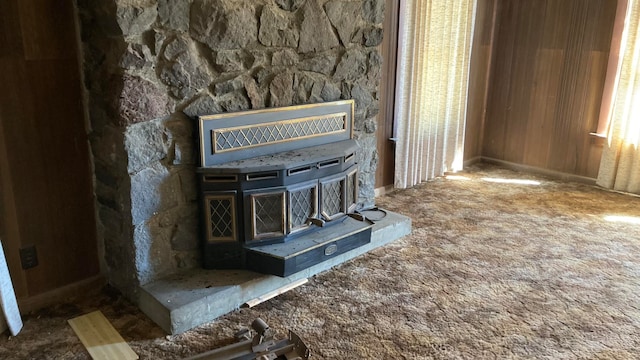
(2, 163, 640, 359)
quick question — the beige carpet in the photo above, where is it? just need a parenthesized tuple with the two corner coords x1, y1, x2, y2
(2, 163, 640, 359)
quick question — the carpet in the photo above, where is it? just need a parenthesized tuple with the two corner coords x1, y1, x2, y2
(2, 163, 640, 359)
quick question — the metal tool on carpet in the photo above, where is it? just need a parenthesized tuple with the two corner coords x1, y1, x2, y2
(183, 318, 310, 360)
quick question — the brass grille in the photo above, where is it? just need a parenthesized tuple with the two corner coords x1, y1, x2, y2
(252, 192, 285, 239)
(205, 194, 236, 242)
(289, 186, 317, 232)
(214, 114, 347, 152)
(322, 179, 344, 220)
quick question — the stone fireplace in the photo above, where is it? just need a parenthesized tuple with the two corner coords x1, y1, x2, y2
(75, 0, 410, 333)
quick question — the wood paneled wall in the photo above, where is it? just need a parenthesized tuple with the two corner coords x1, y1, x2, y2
(376, 0, 400, 189)
(0, 0, 100, 303)
(465, 0, 498, 162)
(479, 0, 616, 178)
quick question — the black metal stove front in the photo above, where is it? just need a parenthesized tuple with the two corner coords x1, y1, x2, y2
(196, 101, 372, 277)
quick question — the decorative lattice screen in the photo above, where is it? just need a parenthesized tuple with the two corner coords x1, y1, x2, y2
(205, 195, 236, 242)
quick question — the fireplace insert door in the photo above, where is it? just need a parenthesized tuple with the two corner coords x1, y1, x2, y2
(248, 189, 286, 241)
(288, 181, 318, 234)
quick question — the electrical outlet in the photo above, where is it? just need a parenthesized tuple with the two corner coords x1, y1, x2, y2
(19, 245, 38, 269)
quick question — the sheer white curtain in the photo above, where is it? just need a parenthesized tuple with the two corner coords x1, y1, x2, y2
(597, 0, 640, 194)
(393, 0, 477, 189)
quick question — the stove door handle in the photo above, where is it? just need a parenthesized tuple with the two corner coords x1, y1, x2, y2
(307, 217, 326, 227)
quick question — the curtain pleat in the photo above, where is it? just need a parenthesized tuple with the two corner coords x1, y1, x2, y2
(597, 0, 640, 194)
(394, 0, 477, 189)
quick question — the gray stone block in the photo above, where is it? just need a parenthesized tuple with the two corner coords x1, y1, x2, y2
(269, 72, 294, 107)
(244, 77, 264, 109)
(274, 0, 305, 12)
(130, 162, 179, 225)
(125, 120, 168, 174)
(325, 1, 362, 45)
(217, 91, 251, 112)
(120, 43, 152, 69)
(215, 50, 254, 72)
(363, 0, 384, 24)
(115, 75, 169, 126)
(190, 0, 258, 50)
(298, 0, 339, 53)
(334, 49, 367, 82)
(116, 4, 157, 36)
(159, 38, 213, 99)
(183, 94, 222, 117)
(272, 48, 299, 67)
(158, 0, 190, 31)
(139, 210, 411, 334)
(259, 4, 299, 48)
(320, 81, 342, 102)
(134, 219, 175, 284)
(363, 26, 383, 47)
(213, 75, 246, 96)
(299, 54, 337, 75)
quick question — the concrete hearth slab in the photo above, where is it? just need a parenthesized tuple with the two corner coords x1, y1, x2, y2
(138, 209, 411, 334)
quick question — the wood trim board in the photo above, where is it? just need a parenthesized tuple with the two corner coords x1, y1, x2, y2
(68, 310, 138, 360)
(0, 239, 22, 336)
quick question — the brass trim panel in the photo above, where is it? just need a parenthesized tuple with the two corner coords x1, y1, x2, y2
(199, 99, 355, 121)
(205, 193, 237, 243)
(198, 100, 355, 167)
(212, 112, 348, 154)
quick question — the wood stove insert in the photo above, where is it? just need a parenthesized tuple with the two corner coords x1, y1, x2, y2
(197, 100, 372, 277)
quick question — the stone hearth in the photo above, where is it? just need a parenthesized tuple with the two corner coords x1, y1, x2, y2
(140, 211, 409, 334)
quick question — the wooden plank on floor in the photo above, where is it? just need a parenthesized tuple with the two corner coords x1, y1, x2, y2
(243, 278, 308, 308)
(68, 310, 138, 360)
(0, 239, 23, 336)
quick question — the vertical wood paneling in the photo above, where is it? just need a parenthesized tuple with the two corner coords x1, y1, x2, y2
(17, 0, 77, 60)
(376, 0, 400, 188)
(465, 0, 497, 161)
(548, 0, 591, 172)
(0, 0, 99, 299)
(0, 0, 24, 58)
(483, 0, 518, 160)
(523, 49, 564, 167)
(0, 106, 28, 299)
(503, 0, 546, 163)
(481, 0, 617, 178)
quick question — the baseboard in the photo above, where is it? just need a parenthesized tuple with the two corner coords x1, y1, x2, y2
(463, 156, 482, 167)
(18, 275, 106, 314)
(374, 185, 394, 197)
(479, 157, 597, 185)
